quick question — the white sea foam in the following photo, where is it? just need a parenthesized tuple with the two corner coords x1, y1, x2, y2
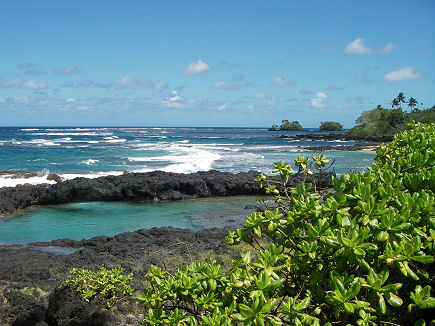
(105, 138, 127, 143)
(59, 171, 124, 180)
(29, 132, 112, 136)
(20, 128, 39, 131)
(129, 144, 221, 173)
(0, 170, 57, 188)
(80, 159, 100, 165)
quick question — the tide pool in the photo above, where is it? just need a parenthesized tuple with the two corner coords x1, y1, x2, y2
(0, 196, 261, 244)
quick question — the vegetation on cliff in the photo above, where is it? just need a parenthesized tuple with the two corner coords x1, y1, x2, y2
(269, 120, 302, 131)
(319, 121, 343, 131)
(346, 93, 435, 137)
(137, 122, 435, 325)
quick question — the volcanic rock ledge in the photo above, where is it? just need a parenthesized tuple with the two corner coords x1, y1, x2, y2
(0, 170, 334, 214)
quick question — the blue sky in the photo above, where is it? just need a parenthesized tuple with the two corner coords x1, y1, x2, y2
(0, 0, 434, 127)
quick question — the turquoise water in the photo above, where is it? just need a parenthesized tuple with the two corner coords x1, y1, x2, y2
(0, 196, 260, 243)
(0, 127, 377, 244)
(0, 127, 376, 187)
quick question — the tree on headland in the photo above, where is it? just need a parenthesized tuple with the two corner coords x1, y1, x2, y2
(268, 124, 278, 131)
(396, 92, 406, 107)
(407, 97, 418, 112)
(347, 92, 434, 137)
(391, 98, 400, 108)
(319, 121, 343, 131)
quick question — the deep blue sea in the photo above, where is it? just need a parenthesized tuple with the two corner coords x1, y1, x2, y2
(0, 127, 377, 243)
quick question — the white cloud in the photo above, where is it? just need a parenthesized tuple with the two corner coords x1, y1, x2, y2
(344, 38, 396, 55)
(311, 92, 328, 108)
(161, 91, 185, 108)
(184, 60, 210, 75)
(213, 81, 227, 89)
(383, 66, 421, 82)
(216, 103, 227, 111)
(54, 66, 78, 75)
(274, 76, 296, 87)
(247, 105, 254, 110)
(20, 80, 48, 89)
(344, 38, 372, 55)
(377, 43, 396, 54)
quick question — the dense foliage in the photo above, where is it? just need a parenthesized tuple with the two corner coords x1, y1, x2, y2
(319, 121, 343, 131)
(63, 266, 133, 308)
(280, 120, 302, 131)
(139, 122, 435, 325)
(346, 93, 435, 137)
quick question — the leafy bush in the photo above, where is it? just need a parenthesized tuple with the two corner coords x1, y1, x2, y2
(319, 121, 343, 131)
(63, 266, 133, 308)
(280, 120, 302, 130)
(139, 123, 434, 325)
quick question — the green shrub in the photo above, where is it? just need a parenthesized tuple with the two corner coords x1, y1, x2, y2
(319, 121, 343, 131)
(280, 120, 302, 130)
(63, 266, 133, 308)
(139, 122, 435, 325)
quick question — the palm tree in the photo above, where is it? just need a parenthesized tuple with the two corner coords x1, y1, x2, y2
(407, 97, 418, 112)
(391, 98, 400, 108)
(375, 105, 383, 110)
(396, 92, 406, 108)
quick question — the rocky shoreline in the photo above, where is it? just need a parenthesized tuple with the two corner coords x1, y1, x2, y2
(0, 170, 334, 325)
(0, 170, 333, 215)
(0, 227, 238, 325)
(277, 132, 393, 143)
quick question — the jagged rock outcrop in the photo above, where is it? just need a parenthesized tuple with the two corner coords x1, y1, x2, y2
(0, 170, 334, 214)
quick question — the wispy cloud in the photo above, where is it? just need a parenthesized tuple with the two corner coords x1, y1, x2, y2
(184, 60, 210, 75)
(274, 76, 296, 87)
(213, 81, 240, 90)
(311, 92, 328, 108)
(344, 38, 396, 55)
(0, 78, 22, 88)
(17, 63, 38, 70)
(0, 78, 48, 89)
(254, 93, 267, 99)
(383, 66, 421, 82)
(103, 75, 168, 91)
(25, 68, 46, 75)
(54, 66, 78, 75)
(231, 74, 245, 81)
(20, 80, 48, 89)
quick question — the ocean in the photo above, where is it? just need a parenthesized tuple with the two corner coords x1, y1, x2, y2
(0, 127, 377, 243)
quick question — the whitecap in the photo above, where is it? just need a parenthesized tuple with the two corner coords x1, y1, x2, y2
(105, 138, 127, 143)
(80, 159, 100, 165)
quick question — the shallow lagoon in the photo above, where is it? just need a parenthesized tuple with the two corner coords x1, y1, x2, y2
(0, 196, 260, 244)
